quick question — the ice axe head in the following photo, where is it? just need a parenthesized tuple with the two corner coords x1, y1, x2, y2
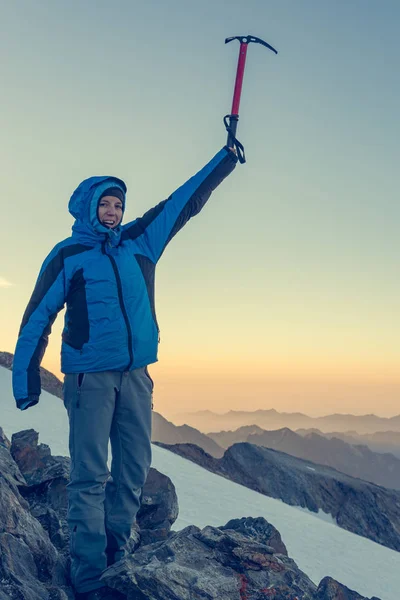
(225, 35, 278, 55)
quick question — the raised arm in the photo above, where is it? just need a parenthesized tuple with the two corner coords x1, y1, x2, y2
(122, 146, 237, 263)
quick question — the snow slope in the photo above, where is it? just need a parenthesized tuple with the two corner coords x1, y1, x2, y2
(1, 366, 398, 600)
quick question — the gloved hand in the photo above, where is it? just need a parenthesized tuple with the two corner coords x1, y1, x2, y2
(17, 395, 39, 411)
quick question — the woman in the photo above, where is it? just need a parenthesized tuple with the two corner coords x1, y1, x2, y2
(12, 145, 237, 599)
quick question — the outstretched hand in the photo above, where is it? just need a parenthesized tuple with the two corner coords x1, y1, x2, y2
(18, 395, 39, 410)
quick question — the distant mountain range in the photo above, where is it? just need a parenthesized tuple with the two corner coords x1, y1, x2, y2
(156, 441, 400, 553)
(152, 412, 224, 457)
(209, 426, 400, 490)
(174, 407, 400, 434)
(296, 428, 400, 459)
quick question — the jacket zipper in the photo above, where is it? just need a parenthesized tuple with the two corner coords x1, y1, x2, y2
(102, 243, 134, 370)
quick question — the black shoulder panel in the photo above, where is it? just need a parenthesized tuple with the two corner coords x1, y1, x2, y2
(134, 253, 159, 331)
(161, 166, 228, 254)
(122, 199, 169, 242)
(20, 243, 92, 334)
(62, 268, 90, 350)
(27, 311, 58, 396)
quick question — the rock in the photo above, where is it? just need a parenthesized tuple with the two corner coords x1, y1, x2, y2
(30, 504, 67, 550)
(0, 426, 10, 450)
(220, 516, 288, 555)
(137, 468, 179, 544)
(315, 576, 381, 599)
(124, 521, 142, 556)
(0, 442, 26, 490)
(155, 441, 218, 473)
(10, 429, 70, 552)
(101, 517, 317, 600)
(0, 351, 13, 370)
(11, 429, 70, 488)
(0, 463, 71, 598)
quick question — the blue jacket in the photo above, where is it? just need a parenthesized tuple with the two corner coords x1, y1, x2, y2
(13, 147, 237, 408)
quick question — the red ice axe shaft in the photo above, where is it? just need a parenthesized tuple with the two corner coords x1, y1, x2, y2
(225, 35, 278, 160)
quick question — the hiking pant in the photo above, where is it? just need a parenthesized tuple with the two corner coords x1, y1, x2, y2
(63, 368, 153, 594)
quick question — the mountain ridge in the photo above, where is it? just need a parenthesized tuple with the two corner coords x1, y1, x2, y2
(174, 406, 400, 434)
(209, 425, 400, 489)
(156, 440, 400, 552)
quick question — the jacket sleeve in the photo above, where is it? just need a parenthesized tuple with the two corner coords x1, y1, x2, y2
(122, 146, 238, 263)
(12, 244, 67, 409)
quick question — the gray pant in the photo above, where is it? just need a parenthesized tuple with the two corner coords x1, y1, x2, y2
(63, 368, 153, 594)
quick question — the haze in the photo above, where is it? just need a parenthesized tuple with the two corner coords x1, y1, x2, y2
(1, 1, 399, 419)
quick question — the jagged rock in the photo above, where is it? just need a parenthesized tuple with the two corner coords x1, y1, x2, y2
(220, 516, 288, 555)
(11, 429, 70, 488)
(30, 504, 67, 551)
(0, 442, 26, 491)
(0, 427, 11, 450)
(315, 576, 380, 599)
(0, 454, 72, 599)
(137, 468, 179, 544)
(124, 521, 142, 557)
(0, 351, 13, 370)
(101, 517, 318, 600)
(10, 430, 70, 552)
(20, 480, 69, 554)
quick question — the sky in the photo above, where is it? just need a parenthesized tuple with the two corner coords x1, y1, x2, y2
(0, 0, 399, 418)
(1, 367, 399, 600)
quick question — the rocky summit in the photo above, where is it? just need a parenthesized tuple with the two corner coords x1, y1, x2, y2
(0, 426, 380, 599)
(102, 518, 383, 600)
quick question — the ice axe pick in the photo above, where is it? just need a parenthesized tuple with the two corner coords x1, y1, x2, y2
(225, 35, 278, 163)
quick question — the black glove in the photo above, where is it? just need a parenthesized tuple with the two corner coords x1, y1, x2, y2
(17, 395, 39, 411)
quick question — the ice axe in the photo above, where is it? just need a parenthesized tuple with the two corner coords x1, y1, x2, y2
(224, 35, 278, 163)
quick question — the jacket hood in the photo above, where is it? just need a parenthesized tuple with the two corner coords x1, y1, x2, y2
(69, 175, 127, 246)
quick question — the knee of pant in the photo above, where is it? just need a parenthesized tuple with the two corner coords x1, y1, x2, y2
(70, 462, 110, 485)
(130, 466, 151, 490)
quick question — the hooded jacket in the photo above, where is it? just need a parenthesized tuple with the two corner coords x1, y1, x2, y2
(13, 147, 237, 408)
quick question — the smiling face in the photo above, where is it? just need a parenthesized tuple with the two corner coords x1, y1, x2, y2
(98, 195, 123, 228)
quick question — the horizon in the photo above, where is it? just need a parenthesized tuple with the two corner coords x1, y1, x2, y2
(1, 1, 399, 417)
(2, 350, 399, 421)
(177, 407, 400, 419)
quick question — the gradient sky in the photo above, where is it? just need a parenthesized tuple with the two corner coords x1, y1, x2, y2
(1, 0, 399, 418)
